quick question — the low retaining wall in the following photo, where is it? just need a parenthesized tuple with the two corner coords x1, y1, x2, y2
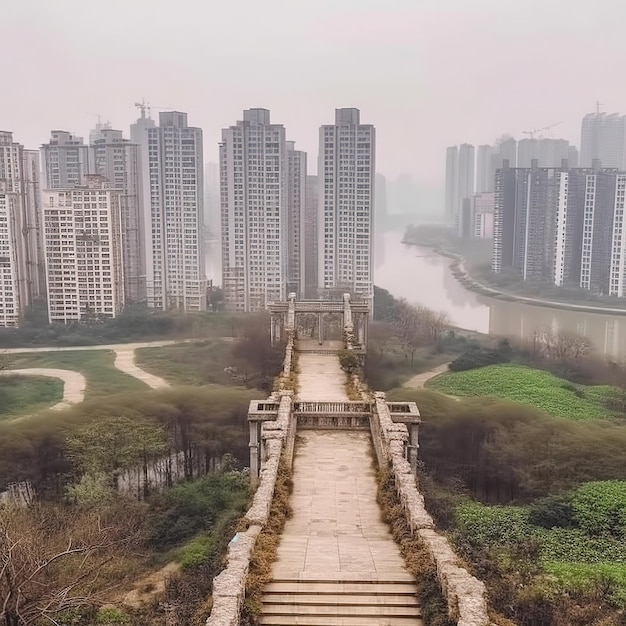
(206, 394, 295, 626)
(372, 391, 493, 626)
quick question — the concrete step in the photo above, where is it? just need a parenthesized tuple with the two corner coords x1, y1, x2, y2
(263, 593, 420, 606)
(262, 603, 421, 617)
(264, 582, 419, 595)
(258, 617, 423, 625)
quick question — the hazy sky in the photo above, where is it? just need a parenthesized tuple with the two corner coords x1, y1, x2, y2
(2, 0, 626, 186)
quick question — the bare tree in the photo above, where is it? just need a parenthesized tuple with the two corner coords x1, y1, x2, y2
(0, 502, 144, 626)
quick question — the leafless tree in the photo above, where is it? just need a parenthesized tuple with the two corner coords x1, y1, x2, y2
(0, 501, 144, 626)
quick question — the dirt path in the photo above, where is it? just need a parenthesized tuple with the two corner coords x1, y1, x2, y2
(0, 368, 87, 416)
(402, 362, 450, 389)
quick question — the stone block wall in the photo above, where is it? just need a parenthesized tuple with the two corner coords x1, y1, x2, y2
(372, 392, 494, 626)
(206, 393, 295, 626)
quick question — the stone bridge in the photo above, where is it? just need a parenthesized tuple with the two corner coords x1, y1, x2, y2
(207, 296, 493, 626)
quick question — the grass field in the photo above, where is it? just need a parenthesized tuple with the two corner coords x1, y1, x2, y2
(428, 364, 622, 420)
(0, 375, 64, 420)
(135, 340, 235, 387)
(4, 351, 147, 399)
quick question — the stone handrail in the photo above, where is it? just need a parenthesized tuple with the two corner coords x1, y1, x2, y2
(294, 401, 372, 413)
(206, 393, 295, 626)
(372, 392, 493, 626)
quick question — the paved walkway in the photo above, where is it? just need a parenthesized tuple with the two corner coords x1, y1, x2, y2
(113, 348, 170, 390)
(296, 352, 349, 402)
(0, 368, 87, 413)
(273, 430, 409, 579)
(402, 362, 450, 389)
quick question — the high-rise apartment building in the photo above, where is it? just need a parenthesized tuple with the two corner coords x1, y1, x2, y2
(319, 108, 375, 300)
(42, 175, 125, 323)
(458, 143, 475, 210)
(133, 111, 205, 311)
(220, 109, 290, 312)
(286, 142, 307, 295)
(0, 132, 44, 326)
(517, 138, 572, 168)
(581, 112, 626, 169)
(91, 127, 144, 302)
(303, 175, 319, 298)
(493, 164, 626, 296)
(444, 146, 458, 222)
(41, 130, 91, 189)
(476, 145, 494, 193)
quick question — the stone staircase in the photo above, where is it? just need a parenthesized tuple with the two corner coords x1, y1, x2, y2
(260, 575, 423, 625)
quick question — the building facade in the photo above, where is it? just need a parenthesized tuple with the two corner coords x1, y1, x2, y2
(303, 175, 319, 298)
(444, 146, 458, 222)
(318, 108, 375, 301)
(493, 164, 626, 296)
(220, 109, 291, 312)
(0, 132, 44, 326)
(42, 175, 125, 323)
(581, 112, 626, 169)
(41, 130, 91, 189)
(473, 192, 494, 239)
(476, 145, 494, 193)
(91, 127, 145, 302)
(286, 142, 307, 295)
(138, 112, 205, 311)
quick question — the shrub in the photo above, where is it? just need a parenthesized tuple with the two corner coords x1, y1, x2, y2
(338, 349, 359, 374)
(572, 481, 626, 538)
(449, 346, 511, 372)
(528, 493, 576, 529)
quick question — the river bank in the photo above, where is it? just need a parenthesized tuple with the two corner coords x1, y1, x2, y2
(402, 237, 626, 317)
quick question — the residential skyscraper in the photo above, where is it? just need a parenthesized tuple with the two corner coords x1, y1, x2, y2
(286, 142, 307, 295)
(134, 111, 205, 311)
(458, 143, 475, 210)
(303, 175, 319, 298)
(493, 164, 626, 296)
(41, 130, 91, 189)
(318, 108, 375, 301)
(220, 109, 291, 312)
(581, 112, 626, 169)
(517, 138, 573, 168)
(444, 146, 458, 222)
(0, 132, 44, 326)
(42, 175, 125, 323)
(91, 127, 144, 302)
(476, 145, 494, 193)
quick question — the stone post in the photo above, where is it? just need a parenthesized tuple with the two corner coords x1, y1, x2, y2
(357, 313, 365, 346)
(318, 312, 324, 345)
(270, 314, 276, 346)
(249, 421, 260, 486)
(407, 423, 419, 474)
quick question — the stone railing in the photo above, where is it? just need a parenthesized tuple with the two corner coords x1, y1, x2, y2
(273, 330, 296, 394)
(206, 393, 295, 626)
(371, 392, 493, 626)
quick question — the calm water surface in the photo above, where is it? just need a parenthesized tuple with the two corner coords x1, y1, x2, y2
(374, 231, 626, 362)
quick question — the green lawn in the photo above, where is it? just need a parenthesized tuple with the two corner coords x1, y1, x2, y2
(0, 375, 64, 420)
(135, 340, 236, 387)
(5, 351, 147, 399)
(427, 364, 621, 420)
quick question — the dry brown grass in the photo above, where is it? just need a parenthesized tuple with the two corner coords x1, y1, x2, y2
(240, 459, 293, 625)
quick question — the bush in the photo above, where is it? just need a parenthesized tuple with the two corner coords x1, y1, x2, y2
(449, 346, 511, 372)
(338, 349, 359, 374)
(528, 493, 576, 529)
(572, 481, 626, 538)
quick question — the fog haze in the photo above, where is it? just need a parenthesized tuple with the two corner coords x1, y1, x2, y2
(2, 0, 626, 184)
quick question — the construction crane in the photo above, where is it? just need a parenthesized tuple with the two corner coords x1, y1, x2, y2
(522, 121, 563, 139)
(134, 99, 173, 119)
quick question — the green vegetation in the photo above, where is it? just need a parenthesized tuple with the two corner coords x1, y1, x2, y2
(5, 350, 147, 398)
(387, 385, 626, 624)
(428, 364, 621, 420)
(0, 375, 63, 420)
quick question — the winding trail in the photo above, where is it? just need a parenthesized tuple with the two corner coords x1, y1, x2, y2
(0, 368, 87, 415)
(402, 362, 450, 389)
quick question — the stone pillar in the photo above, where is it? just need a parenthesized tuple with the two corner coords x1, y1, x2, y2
(270, 314, 276, 346)
(357, 313, 365, 346)
(318, 312, 323, 345)
(408, 423, 419, 474)
(249, 421, 260, 485)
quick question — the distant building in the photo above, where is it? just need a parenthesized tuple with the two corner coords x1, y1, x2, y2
(304, 175, 319, 298)
(286, 141, 307, 295)
(318, 108, 375, 301)
(220, 109, 302, 311)
(132, 111, 205, 311)
(0, 132, 44, 327)
(517, 138, 573, 168)
(493, 164, 626, 296)
(476, 145, 494, 193)
(90, 127, 144, 302)
(473, 192, 494, 239)
(581, 112, 626, 169)
(41, 130, 91, 189)
(42, 175, 125, 323)
(444, 146, 458, 222)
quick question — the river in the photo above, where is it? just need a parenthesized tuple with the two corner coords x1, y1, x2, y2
(374, 231, 626, 362)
